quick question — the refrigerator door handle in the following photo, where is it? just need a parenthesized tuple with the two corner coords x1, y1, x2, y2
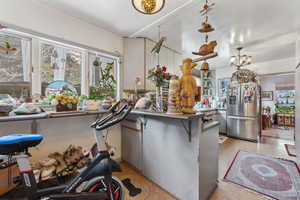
(228, 116, 256, 120)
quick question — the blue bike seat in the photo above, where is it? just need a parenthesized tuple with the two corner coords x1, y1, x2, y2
(0, 134, 43, 155)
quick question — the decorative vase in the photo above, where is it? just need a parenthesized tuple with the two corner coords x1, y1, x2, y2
(167, 76, 182, 114)
(161, 80, 170, 112)
(155, 86, 163, 112)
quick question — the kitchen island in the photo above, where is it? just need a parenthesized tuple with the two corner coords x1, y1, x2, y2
(122, 110, 219, 200)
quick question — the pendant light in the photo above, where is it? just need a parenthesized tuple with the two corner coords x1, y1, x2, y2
(132, 0, 165, 15)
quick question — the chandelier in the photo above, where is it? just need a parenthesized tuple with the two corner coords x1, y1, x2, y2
(230, 47, 252, 70)
(132, 0, 165, 15)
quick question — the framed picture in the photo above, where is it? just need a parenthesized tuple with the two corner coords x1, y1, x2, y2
(262, 91, 273, 101)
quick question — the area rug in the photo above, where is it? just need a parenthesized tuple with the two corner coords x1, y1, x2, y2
(219, 135, 228, 144)
(285, 144, 297, 157)
(224, 151, 300, 200)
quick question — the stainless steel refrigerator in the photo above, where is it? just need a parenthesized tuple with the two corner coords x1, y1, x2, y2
(226, 82, 261, 142)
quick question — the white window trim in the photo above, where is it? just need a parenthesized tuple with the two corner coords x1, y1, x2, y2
(1, 28, 121, 98)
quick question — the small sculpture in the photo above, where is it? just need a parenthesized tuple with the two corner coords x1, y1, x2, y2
(180, 58, 198, 114)
(192, 40, 217, 56)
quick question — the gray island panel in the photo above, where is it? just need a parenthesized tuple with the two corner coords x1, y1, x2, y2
(122, 111, 219, 200)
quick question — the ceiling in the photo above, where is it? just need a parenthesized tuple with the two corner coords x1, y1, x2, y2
(261, 73, 295, 88)
(39, 0, 300, 69)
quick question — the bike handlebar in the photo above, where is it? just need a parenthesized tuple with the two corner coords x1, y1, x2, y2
(90, 101, 121, 128)
(95, 105, 133, 131)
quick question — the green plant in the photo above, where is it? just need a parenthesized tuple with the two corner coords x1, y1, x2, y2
(94, 62, 116, 97)
(88, 87, 105, 100)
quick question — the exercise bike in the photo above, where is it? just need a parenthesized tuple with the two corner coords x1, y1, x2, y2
(0, 101, 133, 200)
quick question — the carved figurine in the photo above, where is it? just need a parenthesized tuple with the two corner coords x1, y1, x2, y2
(180, 58, 198, 114)
(192, 40, 217, 56)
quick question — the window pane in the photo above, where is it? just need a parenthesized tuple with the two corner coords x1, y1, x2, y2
(65, 50, 82, 94)
(90, 54, 117, 97)
(0, 34, 31, 98)
(40, 43, 82, 95)
(0, 34, 24, 82)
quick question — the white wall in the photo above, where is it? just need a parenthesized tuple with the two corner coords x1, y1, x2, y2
(215, 57, 296, 80)
(260, 77, 276, 113)
(0, 0, 123, 55)
(295, 32, 300, 163)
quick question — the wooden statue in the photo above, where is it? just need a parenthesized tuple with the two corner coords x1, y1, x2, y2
(180, 58, 198, 114)
(192, 40, 217, 56)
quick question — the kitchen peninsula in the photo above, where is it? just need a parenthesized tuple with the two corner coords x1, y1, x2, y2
(122, 110, 219, 200)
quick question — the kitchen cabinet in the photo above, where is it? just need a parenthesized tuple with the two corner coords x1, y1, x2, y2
(216, 110, 227, 134)
(121, 116, 143, 171)
(124, 38, 183, 90)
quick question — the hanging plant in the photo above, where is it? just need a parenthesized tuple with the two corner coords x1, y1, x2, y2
(93, 57, 101, 67)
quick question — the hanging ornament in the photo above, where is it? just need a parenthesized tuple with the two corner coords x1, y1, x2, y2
(93, 57, 101, 67)
(192, 0, 218, 64)
(0, 41, 17, 54)
(201, 61, 210, 71)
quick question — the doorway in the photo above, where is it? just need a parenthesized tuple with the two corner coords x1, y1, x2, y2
(260, 73, 295, 141)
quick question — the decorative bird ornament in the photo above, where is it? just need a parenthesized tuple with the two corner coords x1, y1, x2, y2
(0, 41, 17, 54)
(151, 36, 167, 54)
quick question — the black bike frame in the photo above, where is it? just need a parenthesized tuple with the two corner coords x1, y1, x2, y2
(18, 151, 113, 200)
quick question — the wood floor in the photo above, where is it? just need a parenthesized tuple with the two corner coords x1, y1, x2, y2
(114, 136, 296, 200)
(262, 127, 294, 141)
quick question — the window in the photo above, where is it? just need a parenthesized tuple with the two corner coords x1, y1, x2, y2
(89, 53, 118, 97)
(40, 42, 83, 95)
(0, 33, 31, 97)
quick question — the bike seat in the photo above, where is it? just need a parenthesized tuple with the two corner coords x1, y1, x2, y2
(0, 134, 43, 155)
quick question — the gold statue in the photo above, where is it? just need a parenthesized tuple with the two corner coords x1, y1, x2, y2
(180, 58, 198, 114)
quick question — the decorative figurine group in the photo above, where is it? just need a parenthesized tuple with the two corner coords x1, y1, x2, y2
(167, 58, 198, 114)
(192, 0, 218, 71)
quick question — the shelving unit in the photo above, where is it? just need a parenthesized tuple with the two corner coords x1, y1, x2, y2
(275, 90, 295, 127)
(200, 70, 216, 100)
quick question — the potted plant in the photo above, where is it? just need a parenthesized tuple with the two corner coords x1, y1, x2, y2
(51, 91, 80, 112)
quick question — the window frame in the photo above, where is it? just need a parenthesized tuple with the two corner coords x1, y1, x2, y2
(0, 28, 121, 98)
(39, 40, 86, 96)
